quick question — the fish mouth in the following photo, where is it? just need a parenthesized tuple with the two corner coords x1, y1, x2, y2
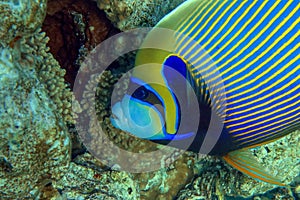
(110, 113, 119, 121)
(110, 101, 129, 131)
(110, 102, 122, 128)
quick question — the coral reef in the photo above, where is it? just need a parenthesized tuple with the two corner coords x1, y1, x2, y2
(0, 0, 74, 198)
(0, 0, 47, 44)
(54, 153, 139, 199)
(0, 35, 71, 198)
(96, 0, 186, 30)
(22, 30, 74, 124)
(43, 0, 119, 88)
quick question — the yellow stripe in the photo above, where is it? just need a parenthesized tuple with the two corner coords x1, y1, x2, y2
(238, 119, 300, 145)
(189, 0, 266, 69)
(185, 0, 241, 59)
(233, 112, 300, 137)
(226, 53, 299, 106)
(204, 1, 298, 87)
(213, 39, 298, 105)
(175, 0, 210, 37)
(177, 0, 226, 55)
(193, 0, 288, 77)
(194, 0, 287, 77)
(226, 66, 299, 114)
(225, 94, 300, 124)
(226, 42, 299, 100)
(231, 102, 300, 134)
(176, 0, 217, 50)
(222, 25, 299, 91)
(210, 57, 299, 117)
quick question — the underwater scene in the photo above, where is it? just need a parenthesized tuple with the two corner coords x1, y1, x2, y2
(0, 0, 299, 199)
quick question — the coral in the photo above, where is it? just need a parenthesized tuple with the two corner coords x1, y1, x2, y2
(96, 0, 186, 30)
(134, 151, 196, 200)
(0, 0, 75, 198)
(0, 0, 47, 45)
(53, 153, 139, 199)
(38, 183, 63, 200)
(42, 0, 118, 88)
(76, 69, 156, 167)
(20, 30, 75, 124)
(0, 44, 71, 198)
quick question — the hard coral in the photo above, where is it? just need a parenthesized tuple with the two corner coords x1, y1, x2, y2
(0, 43, 71, 198)
(0, 0, 47, 45)
(0, 0, 75, 198)
(97, 0, 186, 30)
(21, 30, 74, 124)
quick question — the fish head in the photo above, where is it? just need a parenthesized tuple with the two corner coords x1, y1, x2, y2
(111, 61, 196, 141)
(110, 81, 169, 140)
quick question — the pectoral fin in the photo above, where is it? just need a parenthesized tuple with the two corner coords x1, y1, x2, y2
(223, 149, 285, 186)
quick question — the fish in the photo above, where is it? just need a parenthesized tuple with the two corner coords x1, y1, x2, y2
(110, 0, 300, 185)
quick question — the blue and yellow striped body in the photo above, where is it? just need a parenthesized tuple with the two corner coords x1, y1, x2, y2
(176, 0, 299, 149)
(136, 0, 300, 150)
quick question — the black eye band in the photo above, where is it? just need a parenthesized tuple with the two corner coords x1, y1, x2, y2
(127, 82, 163, 106)
(132, 86, 149, 100)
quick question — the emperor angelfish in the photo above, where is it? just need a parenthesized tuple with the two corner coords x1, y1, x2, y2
(111, 0, 300, 185)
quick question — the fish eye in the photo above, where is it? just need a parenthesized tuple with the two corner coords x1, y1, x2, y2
(132, 86, 149, 100)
